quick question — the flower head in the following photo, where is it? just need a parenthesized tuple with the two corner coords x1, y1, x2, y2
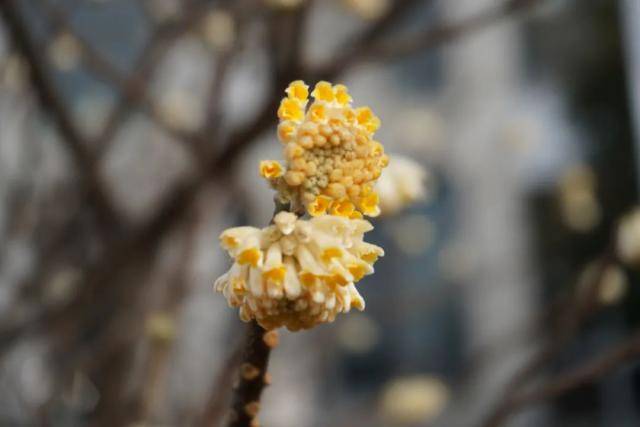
(262, 81, 388, 218)
(617, 208, 640, 266)
(215, 212, 383, 330)
(376, 155, 429, 216)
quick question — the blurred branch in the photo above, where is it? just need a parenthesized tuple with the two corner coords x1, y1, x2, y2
(314, 0, 543, 79)
(482, 330, 640, 427)
(39, 0, 207, 158)
(93, 28, 183, 159)
(200, 0, 257, 156)
(369, 0, 542, 61)
(200, 341, 243, 426)
(479, 242, 618, 427)
(0, 0, 120, 228)
(133, 213, 200, 424)
(313, 0, 425, 79)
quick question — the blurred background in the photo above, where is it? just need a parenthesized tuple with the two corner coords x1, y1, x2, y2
(1, 0, 639, 426)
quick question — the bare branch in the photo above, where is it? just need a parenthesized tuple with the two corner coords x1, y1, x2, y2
(0, 0, 120, 227)
(479, 243, 618, 427)
(370, 0, 541, 61)
(482, 330, 640, 427)
(313, 0, 542, 79)
(40, 0, 207, 157)
(225, 322, 275, 427)
(311, 0, 425, 79)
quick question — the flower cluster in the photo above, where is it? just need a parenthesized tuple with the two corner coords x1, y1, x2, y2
(260, 81, 389, 218)
(215, 212, 383, 330)
(618, 208, 640, 266)
(376, 155, 428, 216)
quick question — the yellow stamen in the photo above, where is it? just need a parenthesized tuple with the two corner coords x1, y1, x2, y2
(348, 264, 367, 282)
(328, 274, 349, 286)
(237, 248, 262, 267)
(361, 251, 379, 264)
(221, 235, 238, 248)
(321, 247, 343, 263)
(352, 294, 365, 310)
(263, 266, 286, 284)
(300, 272, 317, 287)
(231, 277, 246, 294)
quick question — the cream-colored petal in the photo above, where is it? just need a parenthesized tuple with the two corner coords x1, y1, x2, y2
(274, 211, 298, 235)
(248, 267, 264, 297)
(283, 257, 302, 299)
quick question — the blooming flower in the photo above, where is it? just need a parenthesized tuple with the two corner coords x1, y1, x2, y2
(381, 375, 450, 424)
(200, 10, 236, 51)
(214, 212, 383, 330)
(343, 0, 390, 21)
(376, 155, 428, 216)
(558, 165, 601, 232)
(617, 208, 640, 266)
(262, 81, 388, 218)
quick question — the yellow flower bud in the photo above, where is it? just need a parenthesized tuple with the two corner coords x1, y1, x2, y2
(285, 80, 309, 102)
(311, 81, 335, 102)
(278, 98, 304, 122)
(278, 121, 296, 142)
(259, 160, 284, 179)
(307, 195, 332, 216)
(334, 84, 352, 105)
(271, 80, 388, 217)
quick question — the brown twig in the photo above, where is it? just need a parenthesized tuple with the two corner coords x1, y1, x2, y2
(225, 321, 275, 427)
(483, 330, 640, 426)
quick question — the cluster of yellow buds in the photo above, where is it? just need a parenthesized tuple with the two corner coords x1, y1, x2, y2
(260, 81, 389, 218)
(215, 80, 387, 330)
(376, 155, 429, 216)
(215, 212, 383, 330)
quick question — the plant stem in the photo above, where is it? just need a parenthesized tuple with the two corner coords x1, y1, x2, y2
(226, 321, 277, 427)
